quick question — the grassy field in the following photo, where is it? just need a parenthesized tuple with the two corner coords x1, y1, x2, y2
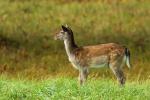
(0, 0, 149, 99)
(0, 77, 150, 100)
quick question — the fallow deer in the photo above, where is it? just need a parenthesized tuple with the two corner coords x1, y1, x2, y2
(54, 25, 131, 86)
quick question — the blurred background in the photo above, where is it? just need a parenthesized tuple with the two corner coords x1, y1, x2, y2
(0, 0, 149, 80)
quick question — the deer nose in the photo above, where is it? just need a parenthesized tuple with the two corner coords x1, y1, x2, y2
(54, 33, 60, 40)
(54, 35, 57, 40)
(53, 33, 57, 40)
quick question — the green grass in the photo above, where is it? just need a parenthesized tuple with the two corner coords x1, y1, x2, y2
(0, 77, 149, 100)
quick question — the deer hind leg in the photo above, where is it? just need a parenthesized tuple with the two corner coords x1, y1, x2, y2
(78, 68, 89, 85)
(111, 68, 126, 86)
(110, 58, 126, 86)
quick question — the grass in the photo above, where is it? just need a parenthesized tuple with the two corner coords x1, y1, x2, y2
(0, 77, 149, 100)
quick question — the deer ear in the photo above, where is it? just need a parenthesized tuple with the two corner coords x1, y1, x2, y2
(65, 24, 68, 28)
(62, 25, 68, 32)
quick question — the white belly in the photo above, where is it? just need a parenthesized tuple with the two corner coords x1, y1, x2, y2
(90, 55, 109, 68)
(68, 55, 109, 69)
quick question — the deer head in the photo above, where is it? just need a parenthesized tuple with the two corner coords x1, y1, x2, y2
(54, 25, 71, 40)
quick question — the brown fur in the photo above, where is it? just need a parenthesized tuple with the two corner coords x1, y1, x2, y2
(73, 43, 125, 66)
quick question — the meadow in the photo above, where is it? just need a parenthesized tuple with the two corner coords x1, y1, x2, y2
(0, 0, 150, 99)
(0, 77, 150, 100)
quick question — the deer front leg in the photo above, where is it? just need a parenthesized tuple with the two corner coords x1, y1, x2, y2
(78, 68, 89, 85)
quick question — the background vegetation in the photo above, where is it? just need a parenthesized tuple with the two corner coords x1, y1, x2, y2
(0, 0, 149, 78)
(0, 0, 149, 80)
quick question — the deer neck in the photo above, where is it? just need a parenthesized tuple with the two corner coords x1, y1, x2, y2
(64, 36, 77, 57)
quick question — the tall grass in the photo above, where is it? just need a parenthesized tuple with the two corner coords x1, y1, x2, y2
(0, 77, 150, 100)
(0, 0, 149, 79)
